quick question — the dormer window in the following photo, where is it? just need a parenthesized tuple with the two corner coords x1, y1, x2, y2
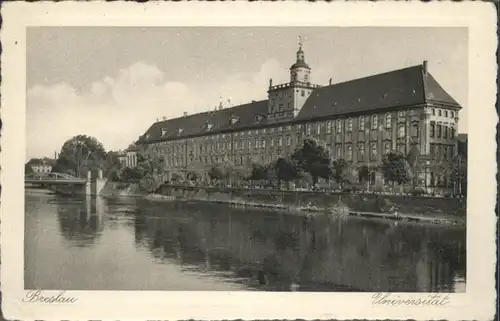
(146, 134, 151, 140)
(230, 115, 239, 125)
(255, 114, 264, 123)
(161, 128, 168, 136)
(206, 122, 214, 131)
(178, 128, 184, 135)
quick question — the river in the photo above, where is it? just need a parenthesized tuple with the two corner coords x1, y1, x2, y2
(24, 190, 466, 292)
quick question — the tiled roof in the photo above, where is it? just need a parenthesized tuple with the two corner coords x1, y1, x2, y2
(290, 61, 310, 69)
(425, 73, 460, 105)
(295, 65, 461, 121)
(27, 158, 56, 166)
(138, 100, 269, 144)
(138, 64, 461, 145)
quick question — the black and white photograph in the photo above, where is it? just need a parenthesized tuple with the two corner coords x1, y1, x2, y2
(1, 2, 496, 320)
(24, 26, 469, 292)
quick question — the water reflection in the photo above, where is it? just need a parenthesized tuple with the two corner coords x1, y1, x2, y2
(56, 196, 105, 247)
(130, 200, 465, 292)
(25, 194, 466, 292)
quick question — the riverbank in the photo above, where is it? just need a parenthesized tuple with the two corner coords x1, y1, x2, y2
(99, 182, 465, 226)
(99, 182, 147, 198)
(142, 185, 466, 226)
(145, 193, 464, 226)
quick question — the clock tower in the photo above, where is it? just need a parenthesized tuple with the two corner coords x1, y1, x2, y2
(267, 37, 319, 123)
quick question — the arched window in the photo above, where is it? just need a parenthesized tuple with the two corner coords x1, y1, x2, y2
(326, 120, 332, 133)
(347, 118, 353, 132)
(347, 145, 353, 161)
(371, 115, 378, 130)
(358, 144, 365, 160)
(411, 122, 419, 137)
(430, 121, 435, 137)
(336, 145, 342, 158)
(385, 113, 392, 129)
(384, 142, 391, 155)
(398, 124, 406, 138)
(371, 142, 377, 160)
(359, 116, 365, 131)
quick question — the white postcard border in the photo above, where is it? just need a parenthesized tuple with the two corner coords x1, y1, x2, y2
(1, 2, 497, 320)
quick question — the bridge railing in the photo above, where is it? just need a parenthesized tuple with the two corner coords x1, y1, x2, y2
(25, 172, 85, 181)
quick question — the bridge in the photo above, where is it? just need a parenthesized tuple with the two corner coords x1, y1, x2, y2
(25, 172, 87, 185)
(25, 171, 107, 196)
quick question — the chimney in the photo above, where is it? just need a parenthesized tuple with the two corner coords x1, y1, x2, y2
(183, 112, 188, 117)
(423, 60, 428, 75)
(162, 116, 166, 121)
(329, 78, 332, 85)
(269, 78, 273, 88)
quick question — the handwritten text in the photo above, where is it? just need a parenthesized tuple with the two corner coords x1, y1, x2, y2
(372, 293, 450, 307)
(23, 291, 78, 304)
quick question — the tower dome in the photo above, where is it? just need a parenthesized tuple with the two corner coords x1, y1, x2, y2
(289, 37, 311, 83)
(290, 45, 310, 70)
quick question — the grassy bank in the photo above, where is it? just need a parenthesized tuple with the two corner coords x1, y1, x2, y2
(148, 185, 465, 225)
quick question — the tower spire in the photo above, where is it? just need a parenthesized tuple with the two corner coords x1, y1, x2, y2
(296, 36, 305, 63)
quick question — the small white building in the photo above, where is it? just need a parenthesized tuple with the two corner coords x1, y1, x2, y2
(118, 151, 138, 168)
(28, 158, 55, 173)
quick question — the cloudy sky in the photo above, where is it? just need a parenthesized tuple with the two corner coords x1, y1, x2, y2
(26, 27, 467, 160)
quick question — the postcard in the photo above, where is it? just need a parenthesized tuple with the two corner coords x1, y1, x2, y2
(0, 2, 497, 320)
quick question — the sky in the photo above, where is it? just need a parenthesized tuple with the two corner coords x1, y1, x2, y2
(26, 27, 468, 160)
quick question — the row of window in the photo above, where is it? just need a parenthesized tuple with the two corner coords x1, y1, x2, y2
(161, 111, 420, 145)
(160, 141, 402, 167)
(153, 114, 456, 157)
(310, 113, 418, 135)
(429, 143, 455, 160)
(432, 108, 456, 118)
(430, 122, 455, 139)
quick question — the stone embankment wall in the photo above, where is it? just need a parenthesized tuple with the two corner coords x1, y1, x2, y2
(155, 185, 466, 218)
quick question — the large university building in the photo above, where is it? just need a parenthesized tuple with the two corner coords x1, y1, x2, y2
(137, 44, 462, 189)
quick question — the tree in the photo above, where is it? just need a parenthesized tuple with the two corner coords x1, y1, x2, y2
(53, 135, 107, 177)
(187, 171, 200, 181)
(291, 138, 332, 186)
(381, 152, 412, 190)
(25, 163, 34, 175)
(274, 157, 301, 187)
(406, 143, 422, 189)
(107, 167, 121, 182)
(332, 158, 351, 189)
(104, 151, 122, 180)
(120, 167, 142, 182)
(208, 165, 226, 182)
(139, 173, 155, 192)
(449, 155, 467, 195)
(358, 165, 370, 183)
(171, 172, 183, 182)
(250, 163, 268, 182)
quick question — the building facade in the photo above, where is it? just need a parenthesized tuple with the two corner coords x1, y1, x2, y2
(27, 158, 55, 173)
(137, 44, 462, 190)
(117, 151, 138, 169)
